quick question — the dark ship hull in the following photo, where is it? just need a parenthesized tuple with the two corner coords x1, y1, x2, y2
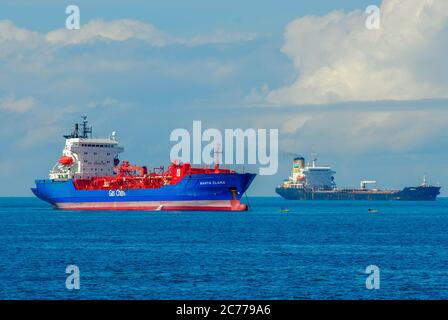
(275, 185, 441, 201)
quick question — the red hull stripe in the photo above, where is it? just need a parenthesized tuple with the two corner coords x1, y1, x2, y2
(54, 200, 247, 211)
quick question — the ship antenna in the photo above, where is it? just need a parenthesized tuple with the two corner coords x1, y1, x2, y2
(311, 152, 317, 167)
(80, 116, 93, 138)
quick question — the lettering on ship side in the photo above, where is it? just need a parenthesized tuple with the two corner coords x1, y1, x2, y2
(199, 181, 226, 186)
(108, 190, 126, 197)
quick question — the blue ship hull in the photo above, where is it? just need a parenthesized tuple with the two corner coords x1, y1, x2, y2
(32, 173, 256, 211)
(276, 185, 441, 201)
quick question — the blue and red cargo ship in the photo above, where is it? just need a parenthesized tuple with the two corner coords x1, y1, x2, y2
(32, 117, 256, 211)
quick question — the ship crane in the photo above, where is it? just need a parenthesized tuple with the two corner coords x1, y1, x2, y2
(360, 180, 377, 189)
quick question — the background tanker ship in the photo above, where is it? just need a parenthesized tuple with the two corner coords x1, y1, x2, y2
(32, 117, 255, 211)
(276, 156, 441, 201)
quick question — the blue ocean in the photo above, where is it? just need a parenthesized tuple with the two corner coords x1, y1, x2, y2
(1, 197, 447, 300)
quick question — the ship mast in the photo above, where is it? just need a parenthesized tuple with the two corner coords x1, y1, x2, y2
(80, 116, 93, 139)
(214, 143, 222, 172)
(63, 116, 93, 139)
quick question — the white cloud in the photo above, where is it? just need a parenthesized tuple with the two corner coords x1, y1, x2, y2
(272, 106, 448, 155)
(45, 19, 256, 47)
(46, 19, 174, 46)
(0, 19, 256, 49)
(267, 0, 448, 105)
(0, 96, 35, 113)
(0, 20, 40, 43)
(0, 20, 44, 58)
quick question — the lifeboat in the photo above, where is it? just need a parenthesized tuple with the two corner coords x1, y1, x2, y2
(59, 156, 74, 166)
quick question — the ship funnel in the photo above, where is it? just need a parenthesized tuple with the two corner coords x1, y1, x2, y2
(293, 156, 305, 168)
(291, 156, 305, 181)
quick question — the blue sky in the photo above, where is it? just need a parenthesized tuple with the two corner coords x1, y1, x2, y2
(1, 0, 380, 34)
(1, 0, 447, 196)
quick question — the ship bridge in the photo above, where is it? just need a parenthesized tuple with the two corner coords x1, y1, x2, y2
(287, 155, 336, 190)
(50, 117, 124, 180)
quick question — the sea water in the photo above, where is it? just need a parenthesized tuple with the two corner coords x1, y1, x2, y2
(0, 197, 447, 299)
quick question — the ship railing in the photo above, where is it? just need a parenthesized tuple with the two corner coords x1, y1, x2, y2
(285, 183, 304, 189)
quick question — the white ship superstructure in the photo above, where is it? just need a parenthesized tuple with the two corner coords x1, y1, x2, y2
(49, 117, 123, 180)
(284, 155, 336, 190)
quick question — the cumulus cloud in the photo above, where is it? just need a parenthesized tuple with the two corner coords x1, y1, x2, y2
(0, 96, 35, 113)
(278, 108, 448, 154)
(267, 0, 448, 105)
